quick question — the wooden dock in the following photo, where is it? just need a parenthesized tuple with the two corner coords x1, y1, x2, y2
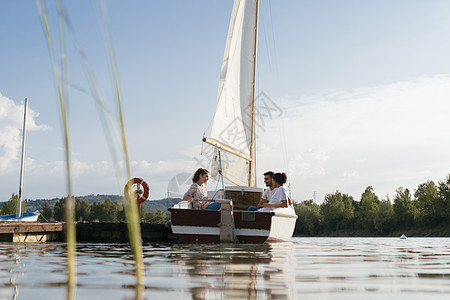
(0, 222, 63, 242)
(0, 222, 170, 243)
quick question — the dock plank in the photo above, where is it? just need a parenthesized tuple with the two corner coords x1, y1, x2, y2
(0, 222, 63, 234)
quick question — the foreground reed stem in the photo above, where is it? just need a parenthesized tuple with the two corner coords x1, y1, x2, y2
(36, 0, 77, 288)
(96, 0, 145, 283)
(37, 0, 146, 289)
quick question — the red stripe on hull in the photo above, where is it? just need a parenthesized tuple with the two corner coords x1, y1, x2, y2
(171, 209, 272, 230)
(234, 211, 272, 230)
(171, 209, 220, 226)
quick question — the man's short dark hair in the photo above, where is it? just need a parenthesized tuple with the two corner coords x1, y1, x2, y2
(263, 171, 274, 178)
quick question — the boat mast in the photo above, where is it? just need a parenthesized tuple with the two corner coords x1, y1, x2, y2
(17, 98, 28, 218)
(248, 0, 259, 187)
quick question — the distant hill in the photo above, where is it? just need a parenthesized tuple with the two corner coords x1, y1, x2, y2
(19, 195, 182, 213)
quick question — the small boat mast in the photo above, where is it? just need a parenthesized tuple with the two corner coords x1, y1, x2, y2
(17, 98, 28, 218)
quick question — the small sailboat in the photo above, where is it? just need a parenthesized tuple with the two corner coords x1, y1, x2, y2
(0, 211, 40, 222)
(0, 98, 40, 222)
(169, 0, 297, 243)
(400, 234, 407, 239)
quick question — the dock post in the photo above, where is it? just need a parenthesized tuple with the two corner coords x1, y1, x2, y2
(219, 199, 234, 242)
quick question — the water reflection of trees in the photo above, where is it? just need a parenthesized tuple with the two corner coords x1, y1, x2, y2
(169, 242, 295, 299)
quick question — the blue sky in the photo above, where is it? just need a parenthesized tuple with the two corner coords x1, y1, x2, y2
(1, 0, 450, 203)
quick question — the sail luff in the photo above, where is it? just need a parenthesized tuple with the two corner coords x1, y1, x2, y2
(248, 0, 259, 187)
(215, 0, 240, 105)
(206, 0, 259, 187)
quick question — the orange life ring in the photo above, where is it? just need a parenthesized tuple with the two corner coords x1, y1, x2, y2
(124, 177, 149, 205)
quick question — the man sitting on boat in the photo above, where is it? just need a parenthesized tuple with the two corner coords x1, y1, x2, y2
(247, 171, 274, 210)
(248, 172, 289, 212)
(183, 168, 221, 210)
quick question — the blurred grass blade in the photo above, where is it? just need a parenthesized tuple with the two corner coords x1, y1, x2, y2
(36, 0, 77, 289)
(94, 0, 145, 285)
(54, 0, 145, 286)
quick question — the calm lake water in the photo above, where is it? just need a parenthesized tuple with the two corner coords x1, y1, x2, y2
(0, 237, 449, 299)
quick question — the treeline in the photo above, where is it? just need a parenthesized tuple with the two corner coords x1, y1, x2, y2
(0, 195, 168, 224)
(2, 175, 449, 235)
(21, 195, 180, 212)
(23, 194, 123, 211)
(40, 198, 169, 224)
(294, 174, 450, 236)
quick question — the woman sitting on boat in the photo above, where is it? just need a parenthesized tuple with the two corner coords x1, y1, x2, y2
(249, 172, 289, 212)
(183, 168, 221, 210)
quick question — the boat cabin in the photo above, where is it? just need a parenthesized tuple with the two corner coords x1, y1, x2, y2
(207, 186, 262, 210)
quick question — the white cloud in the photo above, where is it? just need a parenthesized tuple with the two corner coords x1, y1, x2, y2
(0, 142, 199, 200)
(257, 75, 450, 202)
(130, 158, 194, 175)
(0, 94, 50, 172)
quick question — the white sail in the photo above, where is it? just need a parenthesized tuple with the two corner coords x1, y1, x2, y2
(206, 0, 258, 187)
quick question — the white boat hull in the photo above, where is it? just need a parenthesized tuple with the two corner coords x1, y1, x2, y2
(170, 205, 297, 243)
(0, 212, 40, 222)
(267, 208, 297, 242)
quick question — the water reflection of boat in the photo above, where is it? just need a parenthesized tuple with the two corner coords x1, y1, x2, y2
(169, 0, 297, 244)
(168, 242, 295, 299)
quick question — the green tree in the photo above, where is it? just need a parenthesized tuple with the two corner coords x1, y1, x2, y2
(39, 201, 53, 222)
(358, 186, 380, 232)
(90, 201, 102, 222)
(91, 198, 119, 222)
(294, 200, 321, 235)
(53, 198, 65, 221)
(393, 187, 414, 229)
(437, 174, 450, 225)
(102, 198, 118, 222)
(75, 199, 91, 222)
(144, 209, 168, 224)
(320, 191, 355, 232)
(117, 202, 126, 222)
(341, 193, 356, 229)
(1, 193, 26, 215)
(414, 181, 439, 226)
(140, 204, 147, 221)
(373, 198, 394, 233)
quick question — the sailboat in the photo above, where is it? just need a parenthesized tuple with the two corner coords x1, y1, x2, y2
(0, 98, 40, 222)
(169, 0, 297, 243)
